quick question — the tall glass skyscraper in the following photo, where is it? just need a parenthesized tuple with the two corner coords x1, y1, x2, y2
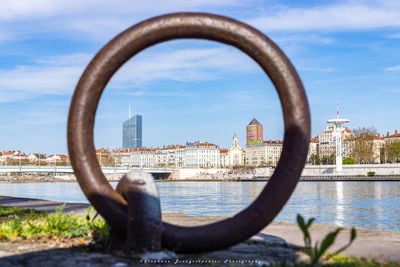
(122, 114, 142, 149)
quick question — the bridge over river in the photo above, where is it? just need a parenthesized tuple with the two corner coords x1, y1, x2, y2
(0, 166, 172, 178)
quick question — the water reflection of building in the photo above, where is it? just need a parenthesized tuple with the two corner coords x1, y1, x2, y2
(334, 182, 345, 226)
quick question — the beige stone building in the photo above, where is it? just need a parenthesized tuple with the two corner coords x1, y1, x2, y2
(245, 140, 283, 167)
(220, 134, 245, 167)
(220, 149, 229, 167)
(307, 138, 319, 163)
(383, 130, 400, 162)
(384, 130, 400, 145)
(129, 141, 220, 168)
(264, 141, 283, 165)
(245, 143, 265, 167)
(112, 148, 133, 167)
(28, 153, 47, 164)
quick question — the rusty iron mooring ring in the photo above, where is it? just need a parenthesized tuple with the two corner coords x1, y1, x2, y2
(67, 12, 310, 253)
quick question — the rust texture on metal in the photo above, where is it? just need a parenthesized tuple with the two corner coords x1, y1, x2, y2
(67, 12, 310, 253)
(116, 172, 162, 252)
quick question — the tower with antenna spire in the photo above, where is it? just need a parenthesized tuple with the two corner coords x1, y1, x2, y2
(122, 106, 142, 149)
(327, 104, 349, 174)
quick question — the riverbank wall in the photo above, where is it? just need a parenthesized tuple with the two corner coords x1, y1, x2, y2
(169, 168, 255, 180)
(167, 165, 400, 180)
(1, 164, 400, 182)
(245, 176, 400, 182)
(301, 163, 400, 176)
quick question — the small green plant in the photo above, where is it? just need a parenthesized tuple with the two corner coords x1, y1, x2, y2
(326, 253, 399, 266)
(342, 157, 356, 165)
(0, 204, 110, 244)
(296, 214, 357, 265)
(0, 205, 46, 218)
(86, 205, 111, 247)
(367, 172, 375, 177)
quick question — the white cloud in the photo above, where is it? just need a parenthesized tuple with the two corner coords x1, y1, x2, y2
(385, 89, 400, 93)
(0, 0, 61, 20)
(248, 1, 400, 32)
(0, 47, 259, 102)
(384, 65, 400, 71)
(34, 53, 92, 66)
(0, 53, 92, 101)
(22, 111, 66, 126)
(388, 33, 400, 38)
(0, 0, 237, 21)
(0, 30, 11, 43)
(128, 90, 195, 97)
(224, 90, 276, 106)
(272, 34, 335, 45)
(0, 0, 242, 41)
(109, 46, 259, 87)
(0, 64, 85, 95)
(300, 67, 335, 72)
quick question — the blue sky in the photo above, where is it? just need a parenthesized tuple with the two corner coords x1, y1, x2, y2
(0, 0, 400, 154)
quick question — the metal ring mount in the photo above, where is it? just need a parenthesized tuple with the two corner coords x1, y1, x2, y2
(67, 12, 310, 253)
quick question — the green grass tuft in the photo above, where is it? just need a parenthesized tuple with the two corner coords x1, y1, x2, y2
(0, 205, 46, 218)
(0, 205, 109, 244)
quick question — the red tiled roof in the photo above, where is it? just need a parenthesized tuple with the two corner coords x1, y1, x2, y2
(96, 148, 110, 153)
(198, 142, 217, 146)
(370, 135, 384, 140)
(384, 130, 400, 138)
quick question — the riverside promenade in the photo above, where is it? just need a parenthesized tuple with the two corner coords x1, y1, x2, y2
(0, 195, 399, 265)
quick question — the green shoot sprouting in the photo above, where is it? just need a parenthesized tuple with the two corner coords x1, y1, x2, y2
(296, 214, 357, 265)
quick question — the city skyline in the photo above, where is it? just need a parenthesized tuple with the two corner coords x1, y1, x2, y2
(1, 1, 400, 154)
(2, 115, 399, 157)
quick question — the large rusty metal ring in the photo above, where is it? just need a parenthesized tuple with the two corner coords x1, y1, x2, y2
(68, 12, 310, 253)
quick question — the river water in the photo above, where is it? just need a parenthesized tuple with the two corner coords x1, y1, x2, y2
(0, 181, 399, 231)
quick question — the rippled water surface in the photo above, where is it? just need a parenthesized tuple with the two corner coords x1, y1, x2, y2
(0, 181, 399, 231)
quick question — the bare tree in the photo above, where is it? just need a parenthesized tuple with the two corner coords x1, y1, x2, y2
(350, 126, 377, 164)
